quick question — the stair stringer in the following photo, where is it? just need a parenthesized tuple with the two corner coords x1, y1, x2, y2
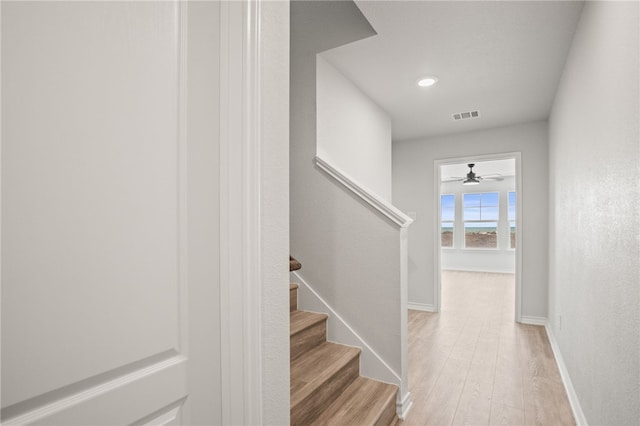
(291, 270, 413, 420)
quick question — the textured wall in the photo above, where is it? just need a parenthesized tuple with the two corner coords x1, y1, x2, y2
(260, 1, 291, 424)
(393, 122, 549, 317)
(548, 2, 640, 424)
(317, 56, 393, 201)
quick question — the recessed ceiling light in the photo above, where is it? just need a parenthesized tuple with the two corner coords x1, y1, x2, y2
(417, 76, 438, 87)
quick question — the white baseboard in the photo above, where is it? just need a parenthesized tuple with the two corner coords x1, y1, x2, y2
(545, 325, 588, 426)
(407, 302, 436, 312)
(397, 390, 413, 420)
(442, 267, 516, 274)
(291, 271, 408, 417)
(519, 315, 547, 326)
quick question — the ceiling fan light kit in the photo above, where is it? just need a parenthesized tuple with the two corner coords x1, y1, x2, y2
(463, 177, 480, 185)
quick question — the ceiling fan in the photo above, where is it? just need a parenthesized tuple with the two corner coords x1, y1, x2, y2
(444, 163, 504, 185)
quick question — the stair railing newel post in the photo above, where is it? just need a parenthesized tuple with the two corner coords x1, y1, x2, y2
(290, 256, 302, 272)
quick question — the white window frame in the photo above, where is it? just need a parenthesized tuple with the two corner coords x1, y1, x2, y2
(463, 191, 500, 250)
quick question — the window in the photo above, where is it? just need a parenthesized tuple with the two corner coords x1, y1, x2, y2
(463, 192, 498, 249)
(440, 194, 454, 248)
(508, 191, 517, 249)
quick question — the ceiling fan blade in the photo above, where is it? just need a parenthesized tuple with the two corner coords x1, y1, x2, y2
(479, 176, 504, 181)
(442, 177, 464, 182)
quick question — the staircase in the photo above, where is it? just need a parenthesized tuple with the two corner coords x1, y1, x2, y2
(289, 257, 398, 425)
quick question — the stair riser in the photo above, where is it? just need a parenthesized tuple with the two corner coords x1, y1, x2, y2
(290, 287, 298, 311)
(375, 397, 398, 426)
(291, 320, 326, 362)
(291, 355, 360, 425)
(307, 377, 398, 426)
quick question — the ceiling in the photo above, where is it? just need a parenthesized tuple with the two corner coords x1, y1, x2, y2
(319, 1, 584, 141)
(441, 159, 515, 182)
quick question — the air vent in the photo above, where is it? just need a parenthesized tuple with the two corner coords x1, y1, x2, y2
(452, 110, 480, 121)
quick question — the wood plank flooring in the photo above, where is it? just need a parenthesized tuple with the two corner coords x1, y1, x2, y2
(401, 271, 574, 426)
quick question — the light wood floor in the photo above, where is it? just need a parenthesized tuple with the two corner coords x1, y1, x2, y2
(401, 271, 574, 426)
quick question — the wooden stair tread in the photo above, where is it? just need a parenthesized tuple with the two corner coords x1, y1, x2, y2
(291, 342, 361, 408)
(288, 271, 397, 424)
(310, 376, 398, 426)
(290, 310, 327, 336)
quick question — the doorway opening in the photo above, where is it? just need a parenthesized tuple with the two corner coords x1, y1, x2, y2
(434, 153, 523, 321)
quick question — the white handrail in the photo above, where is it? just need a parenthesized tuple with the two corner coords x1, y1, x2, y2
(314, 156, 413, 229)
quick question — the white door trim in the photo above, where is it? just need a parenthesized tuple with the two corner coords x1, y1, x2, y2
(434, 152, 523, 321)
(219, 1, 263, 424)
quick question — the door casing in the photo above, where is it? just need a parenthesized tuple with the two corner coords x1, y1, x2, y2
(433, 152, 523, 321)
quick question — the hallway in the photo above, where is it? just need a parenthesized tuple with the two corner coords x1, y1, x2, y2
(402, 271, 574, 425)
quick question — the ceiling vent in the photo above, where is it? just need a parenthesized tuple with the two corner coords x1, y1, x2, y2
(452, 110, 480, 121)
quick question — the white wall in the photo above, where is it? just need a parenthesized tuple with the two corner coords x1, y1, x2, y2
(393, 121, 548, 317)
(440, 176, 516, 274)
(291, 0, 411, 410)
(258, 1, 291, 423)
(317, 56, 392, 201)
(548, 2, 639, 424)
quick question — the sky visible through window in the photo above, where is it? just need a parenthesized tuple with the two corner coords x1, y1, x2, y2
(442, 193, 506, 226)
(508, 191, 516, 220)
(441, 194, 455, 222)
(463, 192, 499, 228)
(441, 191, 516, 249)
